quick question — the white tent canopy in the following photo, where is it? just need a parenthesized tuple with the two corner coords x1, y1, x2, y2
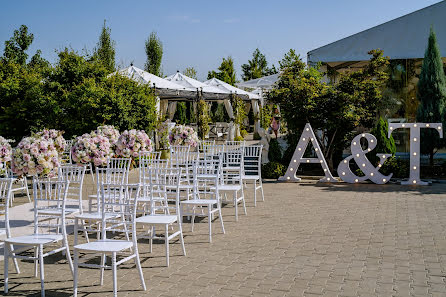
(307, 1, 446, 66)
(116, 66, 193, 90)
(204, 78, 260, 100)
(236, 73, 280, 90)
(165, 72, 228, 94)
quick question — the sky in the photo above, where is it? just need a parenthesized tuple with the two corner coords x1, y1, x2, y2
(0, 0, 443, 81)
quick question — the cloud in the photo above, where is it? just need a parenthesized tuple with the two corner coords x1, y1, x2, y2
(223, 18, 239, 24)
(168, 15, 200, 24)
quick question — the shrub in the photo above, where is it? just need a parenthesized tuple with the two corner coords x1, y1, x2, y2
(368, 117, 396, 165)
(268, 138, 282, 163)
(253, 132, 261, 140)
(380, 156, 409, 178)
(240, 129, 248, 138)
(234, 135, 244, 141)
(262, 161, 286, 179)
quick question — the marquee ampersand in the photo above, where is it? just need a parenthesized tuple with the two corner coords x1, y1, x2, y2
(337, 133, 392, 184)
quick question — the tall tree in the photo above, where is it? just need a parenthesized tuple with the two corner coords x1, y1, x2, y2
(416, 27, 446, 165)
(2, 25, 34, 65)
(183, 67, 197, 79)
(207, 56, 237, 85)
(241, 48, 277, 81)
(144, 32, 163, 76)
(93, 20, 116, 73)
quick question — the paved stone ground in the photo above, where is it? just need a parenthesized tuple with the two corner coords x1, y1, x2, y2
(2, 180, 446, 296)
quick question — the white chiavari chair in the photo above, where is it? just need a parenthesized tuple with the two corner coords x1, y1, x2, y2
(4, 179, 73, 296)
(73, 183, 146, 297)
(242, 145, 264, 206)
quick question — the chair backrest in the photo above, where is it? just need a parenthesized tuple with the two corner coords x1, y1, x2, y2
(58, 164, 87, 212)
(202, 144, 225, 160)
(0, 162, 8, 178)
(33, 179, 70, 235)
(170, 145, 190, 167)
(199, 140, 215, 153)
(147, 168, 181, 216)
(139, 151, 161, 163)
(193, 157, 222, 201)
(224, 140, 246, 152)
(107, 158, 131, 183)
(100, 183, 140, 242)
(0, 178, 14, 238)
(243, 145, 263, 176)
(222, 148, 244, 184)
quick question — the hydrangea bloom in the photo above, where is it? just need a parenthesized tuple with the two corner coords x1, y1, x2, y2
(0, 136, 12, 162)
(115, 129, 152, 158)
(71, 133, 112, 167)
(96, 125, 120, 145)
(35, 129, 67, 153)
(169, 125, 199, 147)
(11, 136, 60, 177)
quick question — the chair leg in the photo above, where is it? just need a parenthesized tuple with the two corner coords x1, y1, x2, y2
(165, 224, 170, 267)
(10, 244, 20, 274)
(208, 206, 212, 243)
(234, 192, 238, 222)
(178, 221, 186, 256)
(134, 246, 146, 291)
(253, 180, 257, 207)
(149, 226, 154, 253)
(218, 204, 225, 234)
(260, 179, 264, 201)
(4, 242, 9, 294)
(63, 233, 74, 276)
(34, 246, 38, 277)
(25, 180, 31, 203)
(100, 253, 106, 286)
(39, 244, 45, 297)
(74, 218, 79, 246)
(73, 249, 79, 297)
(191, 207, 195, 232)
(112, 252, 117, 297)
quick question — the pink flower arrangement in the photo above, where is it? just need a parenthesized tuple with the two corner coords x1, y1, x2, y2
(35, 129, 67, 153)
(11, 136, 60, 177)
(115, 129, 152, 158)
(96, 125, 120, 145)
(169, 125, 199, 147)
(71, 132, 112, 167)
(0, 136, 12, 162)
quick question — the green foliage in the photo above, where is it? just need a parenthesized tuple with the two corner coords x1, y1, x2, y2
(240, 129, 248, 138)
(260, 104, 272, 130)
(261, 162, 286, 179)
(234, 135, 244, 141)
(241, 48, 277, 81)
(253, 132, 261, 140)
(93, 20, 116, 73)
(189, 102, 197, 123)
(369, 117, 396, 165)
(233, 96, 247, 127)
(268, 49, 389, 170)
(144, 32, 163, 76)
(380, 156, 409, 178)
(207, 56, 237, 86)
(211, 102, 228, 122)
(197, 99, 211, 139)
(2, 25, 34, 65)
(268, 138, 282, 163)
(183, 67, 197, 79)
(174, 102, 187, 124)
(416, 27, 446, 165)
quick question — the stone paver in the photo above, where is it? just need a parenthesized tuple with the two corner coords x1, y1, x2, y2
(2, 179, 446, 296)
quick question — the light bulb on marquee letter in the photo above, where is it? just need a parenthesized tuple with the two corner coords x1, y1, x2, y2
(388, 123, 443, 185)
(279, 123, 336, 182)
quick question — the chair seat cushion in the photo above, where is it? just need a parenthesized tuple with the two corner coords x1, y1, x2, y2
(38, 207, 80, 216)
(181, 199, 218, 205)
(136, 215, 177, 225)
(74, 239, 133, 252)
(213, 184, 242, 191)
(74, 212, 120, 220)
(5, 234, 63, 245)
(242, 175, 260, 180)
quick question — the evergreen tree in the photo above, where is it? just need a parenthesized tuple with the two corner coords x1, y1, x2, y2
(207, 56, 237, 85)
(416, 27, 446, 165)
(93, 20, 116, 72)
(183, 67, 197, 79)
(369, 117, 396, 165)
(144, 32, 163, 76)
(2, 25, 34, 65)
(241, 48, 277, 81)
